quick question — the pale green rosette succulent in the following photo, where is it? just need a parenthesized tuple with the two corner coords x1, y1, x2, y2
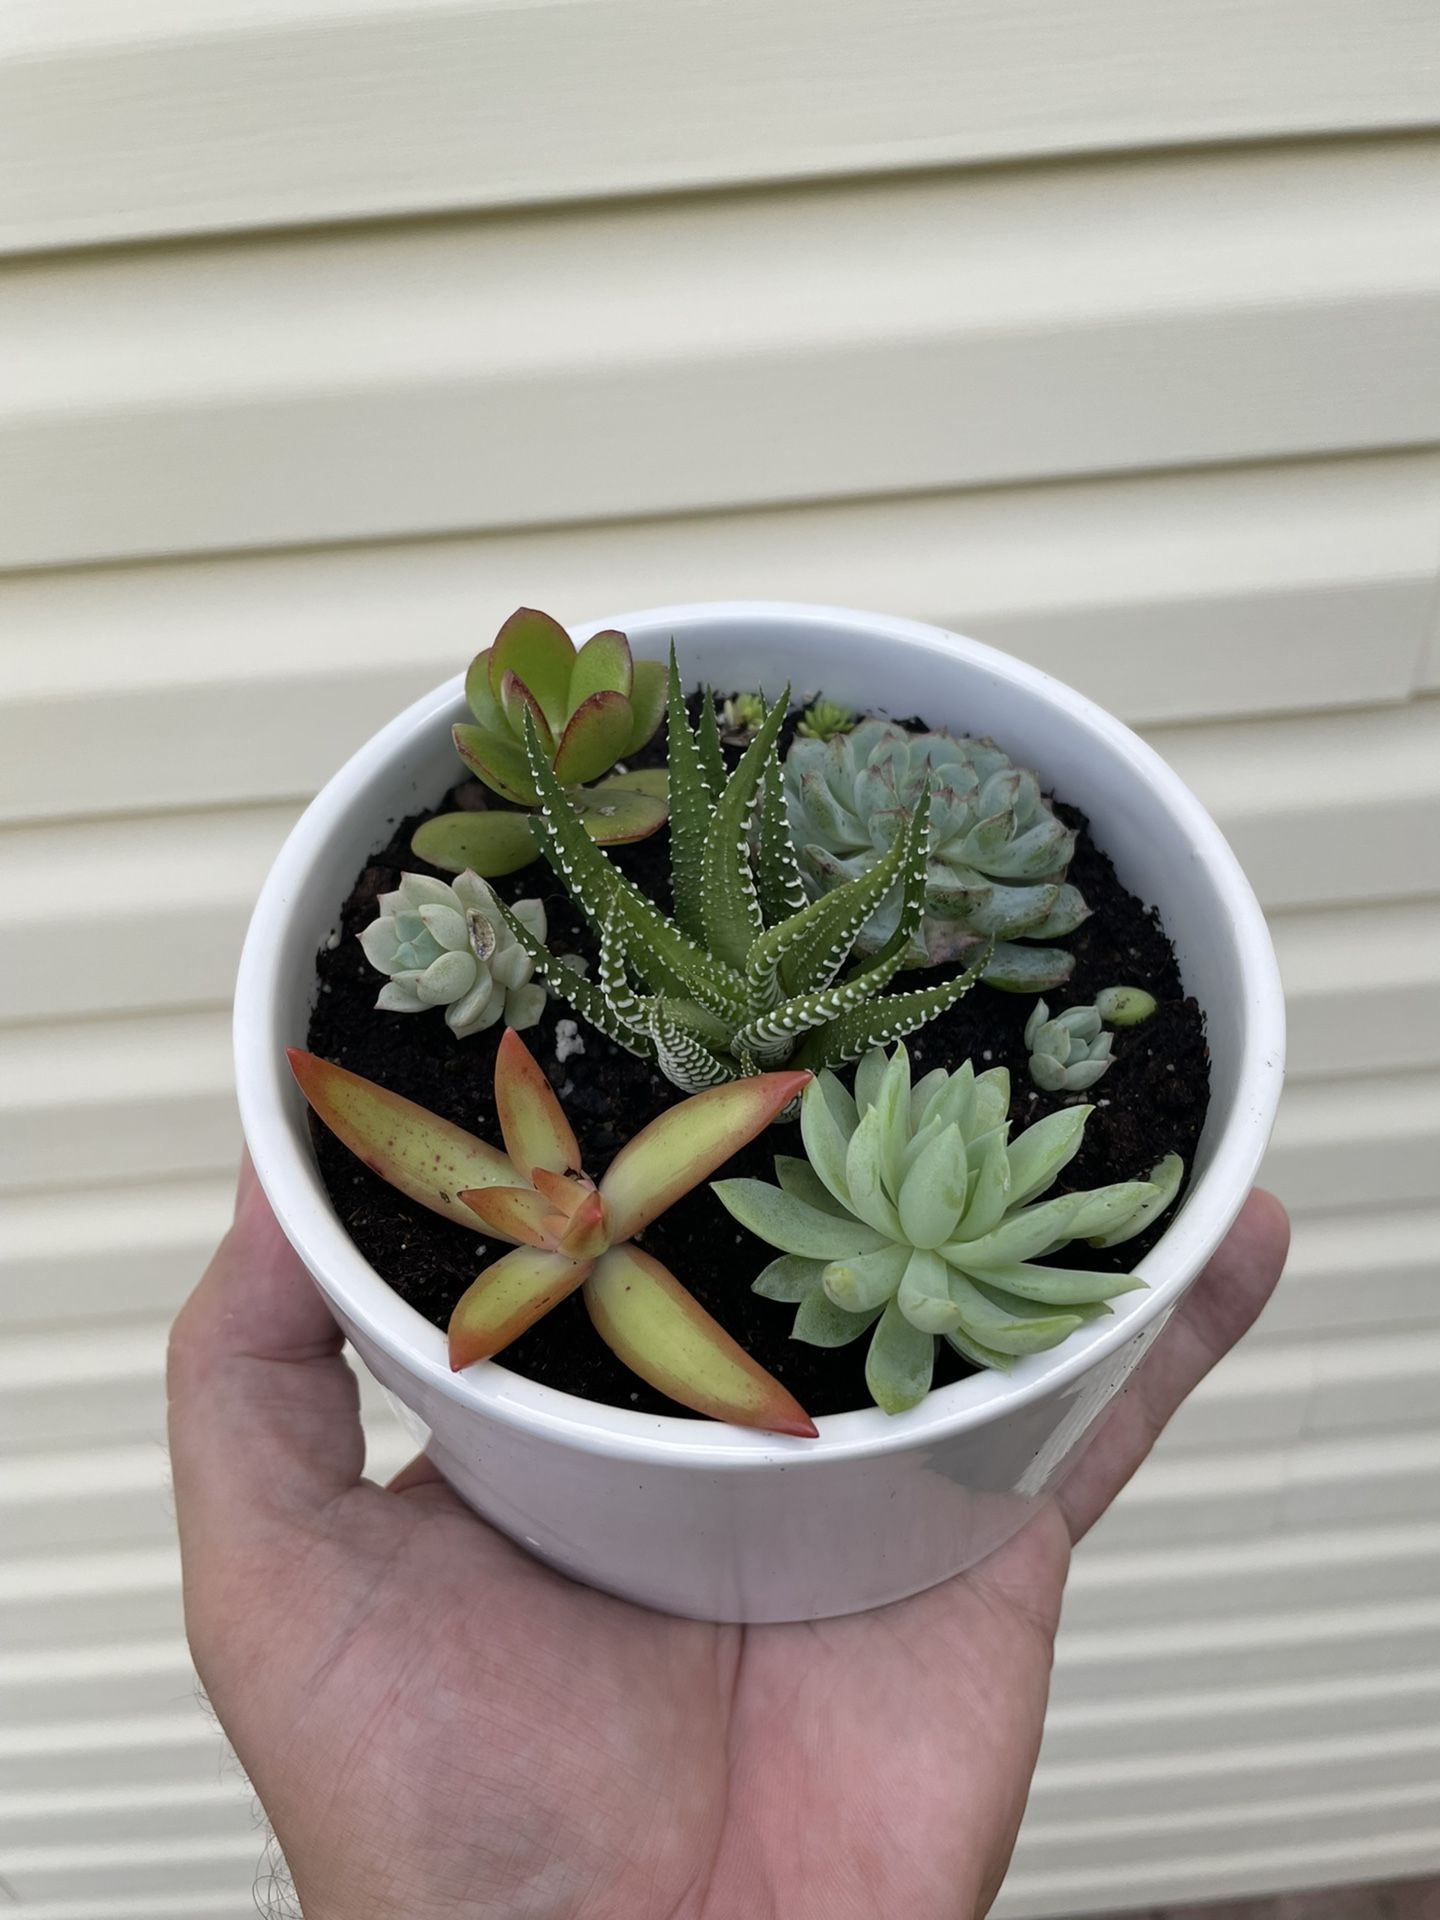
(1024, 998, 1114, 1093)
(714, 1043, 1182, 1414)
(359, 871, 550, 1038)
(784, 720, 1088, 990)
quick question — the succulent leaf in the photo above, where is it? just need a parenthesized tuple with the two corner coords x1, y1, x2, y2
(1095, 984, 1159, 1027)
(358, 871, 550, 1039)
(1088, 1152, 1185, 1247)
(493, 1027, 581, 1180)
(286, 1050, 517, 1230)
(796, 696, 856, 742)
(725, 1046, 1182, 1413)
(450, 609, 668, 838)
(600, 1070, 810, 1244)
(410, 810, 541, 878)
(699, 692, 788, 969)
(785, 721, 1087, 980)
(448, 1246, 594, 1369)
(584, 1244, 817, 1436)
(1024, 997, 1118, 1093)
(461, 1183, 567, 1249)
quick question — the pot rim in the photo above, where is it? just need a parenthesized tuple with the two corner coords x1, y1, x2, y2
(234, 601, 1285, 1470)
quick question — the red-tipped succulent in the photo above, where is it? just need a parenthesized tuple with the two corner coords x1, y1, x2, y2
(288, 1033, 816, 1437)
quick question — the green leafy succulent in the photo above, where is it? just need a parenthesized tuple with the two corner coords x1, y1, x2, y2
(358, 870, 552, 1038)
(720, 692, 767, 742)
(796, 696, 856, 742)
(412, 609, 669, 879)
(784, 720, 1088, 990)
(1024, 998, 1114, 1093)
(714, 1044, 1183, 1414)
(492, 655, 986, 1093)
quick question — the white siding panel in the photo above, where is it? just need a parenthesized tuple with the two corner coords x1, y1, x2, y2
(4, 0, 1438, 253)
(4, 141, 1440, 569)
(3, 452, 1439, 822)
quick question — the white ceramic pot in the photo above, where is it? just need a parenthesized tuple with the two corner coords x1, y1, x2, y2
(235, 602, 1284, 1622)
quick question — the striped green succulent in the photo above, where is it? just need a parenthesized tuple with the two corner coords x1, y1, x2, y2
(492, 654, 986, 1094)
(714, 1044, 1182, 1413)
(784, 720, 1088, 990)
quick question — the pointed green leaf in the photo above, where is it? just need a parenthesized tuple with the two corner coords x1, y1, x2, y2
(700, 691, 788, 968)
(448, 1247, 593, 1368)
(791, 948, 987, 1072)
(774, 1153, 852, 1216)
(586, 1244, 817, 1435)
(552, 690, 633, 786)
(946, 1268, 1083, 1355)
(958, 1128, 1011, 1240)
(756, 762, 807, 928)
(793, 1289, 883, 1348)
(712, 1177, 886, 1259)
(946, 1181, 1157, 1269)
(694, 690, 727, 798)
(487, 608, 576, 730)
(753, 1253, 826, 1302)
(600, 1069, 810, 1243)
(1005, 1106, 1092, 1208)
(665, 646, 714, 942)
(649, 1007, 739, 1093)
(964, 1261, 1145, 1305)
(287, 1050, 517, 1231)
(494, 898, 657, 1060)
(798, 1072, 855, 1211)
(943, 1326, 1016, 1372)
(897, 1245, 962, 1333)
(843, 1105, 905, 1240)
(1088, 1152, 1185, 1247)
(865, 1298, 936, 1413)
(569, 628, 633, 705)
(465, 648, 507, 732)
(897, 1123, 968, 1250)
(410, 810, 541, 878)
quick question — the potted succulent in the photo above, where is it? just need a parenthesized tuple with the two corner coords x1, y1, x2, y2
(235, 602, 1284, 1622)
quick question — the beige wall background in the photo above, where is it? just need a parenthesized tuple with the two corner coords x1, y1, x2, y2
(2, 4, 1440, 1913)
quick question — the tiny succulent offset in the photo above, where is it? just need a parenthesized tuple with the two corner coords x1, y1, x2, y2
(289, 1033, 817, 1434)
(714, 1043, 1182, 1414)
(412, 609, 670, 878)
(359, 871, 551, 1037)
(784, 720, 1088, 990)
(492, 653, 987, 1093)
(1024, 998, 1114, 1093)
(796, 696, 856, 742)
(720, 691, 767, 742)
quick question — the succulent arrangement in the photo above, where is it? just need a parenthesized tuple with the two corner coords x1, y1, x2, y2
(412, 609, 670, 878)
(714, 1045, 1180, 1413)
(298, 611, 1199, 1436)
(488, 655, 987, 1092)
(785, 720, 1087, 989)
(290, 1033, 817, 1435)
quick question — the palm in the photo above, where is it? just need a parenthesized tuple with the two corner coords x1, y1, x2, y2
(170, 1172, 1286, 1920)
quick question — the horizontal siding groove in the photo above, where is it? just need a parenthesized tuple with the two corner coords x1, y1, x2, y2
(3, 451, 1439, 820)
(5, 1, 1439, 253)
(0, 1779, 250, 1851)
(4, 138, 1440, 568)
(0, 1832, 267, 1904)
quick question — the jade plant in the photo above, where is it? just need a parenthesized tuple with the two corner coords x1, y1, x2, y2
(411, 609, 669, 879)
(358, 871, 552, 1037)
(289, 1031, 817, 1435)
(784, 720, 1088, 990)
(492, 656, 986, 1093)
(714, 1043, 1182, 1414)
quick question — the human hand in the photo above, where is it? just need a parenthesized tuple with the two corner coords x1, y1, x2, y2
(168, 1161, 1288, 1920)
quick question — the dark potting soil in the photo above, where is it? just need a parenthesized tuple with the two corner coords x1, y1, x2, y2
(305, 703, 1210, 1420)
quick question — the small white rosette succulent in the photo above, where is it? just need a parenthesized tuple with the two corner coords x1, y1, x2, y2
(359, 871, 550, 1038)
